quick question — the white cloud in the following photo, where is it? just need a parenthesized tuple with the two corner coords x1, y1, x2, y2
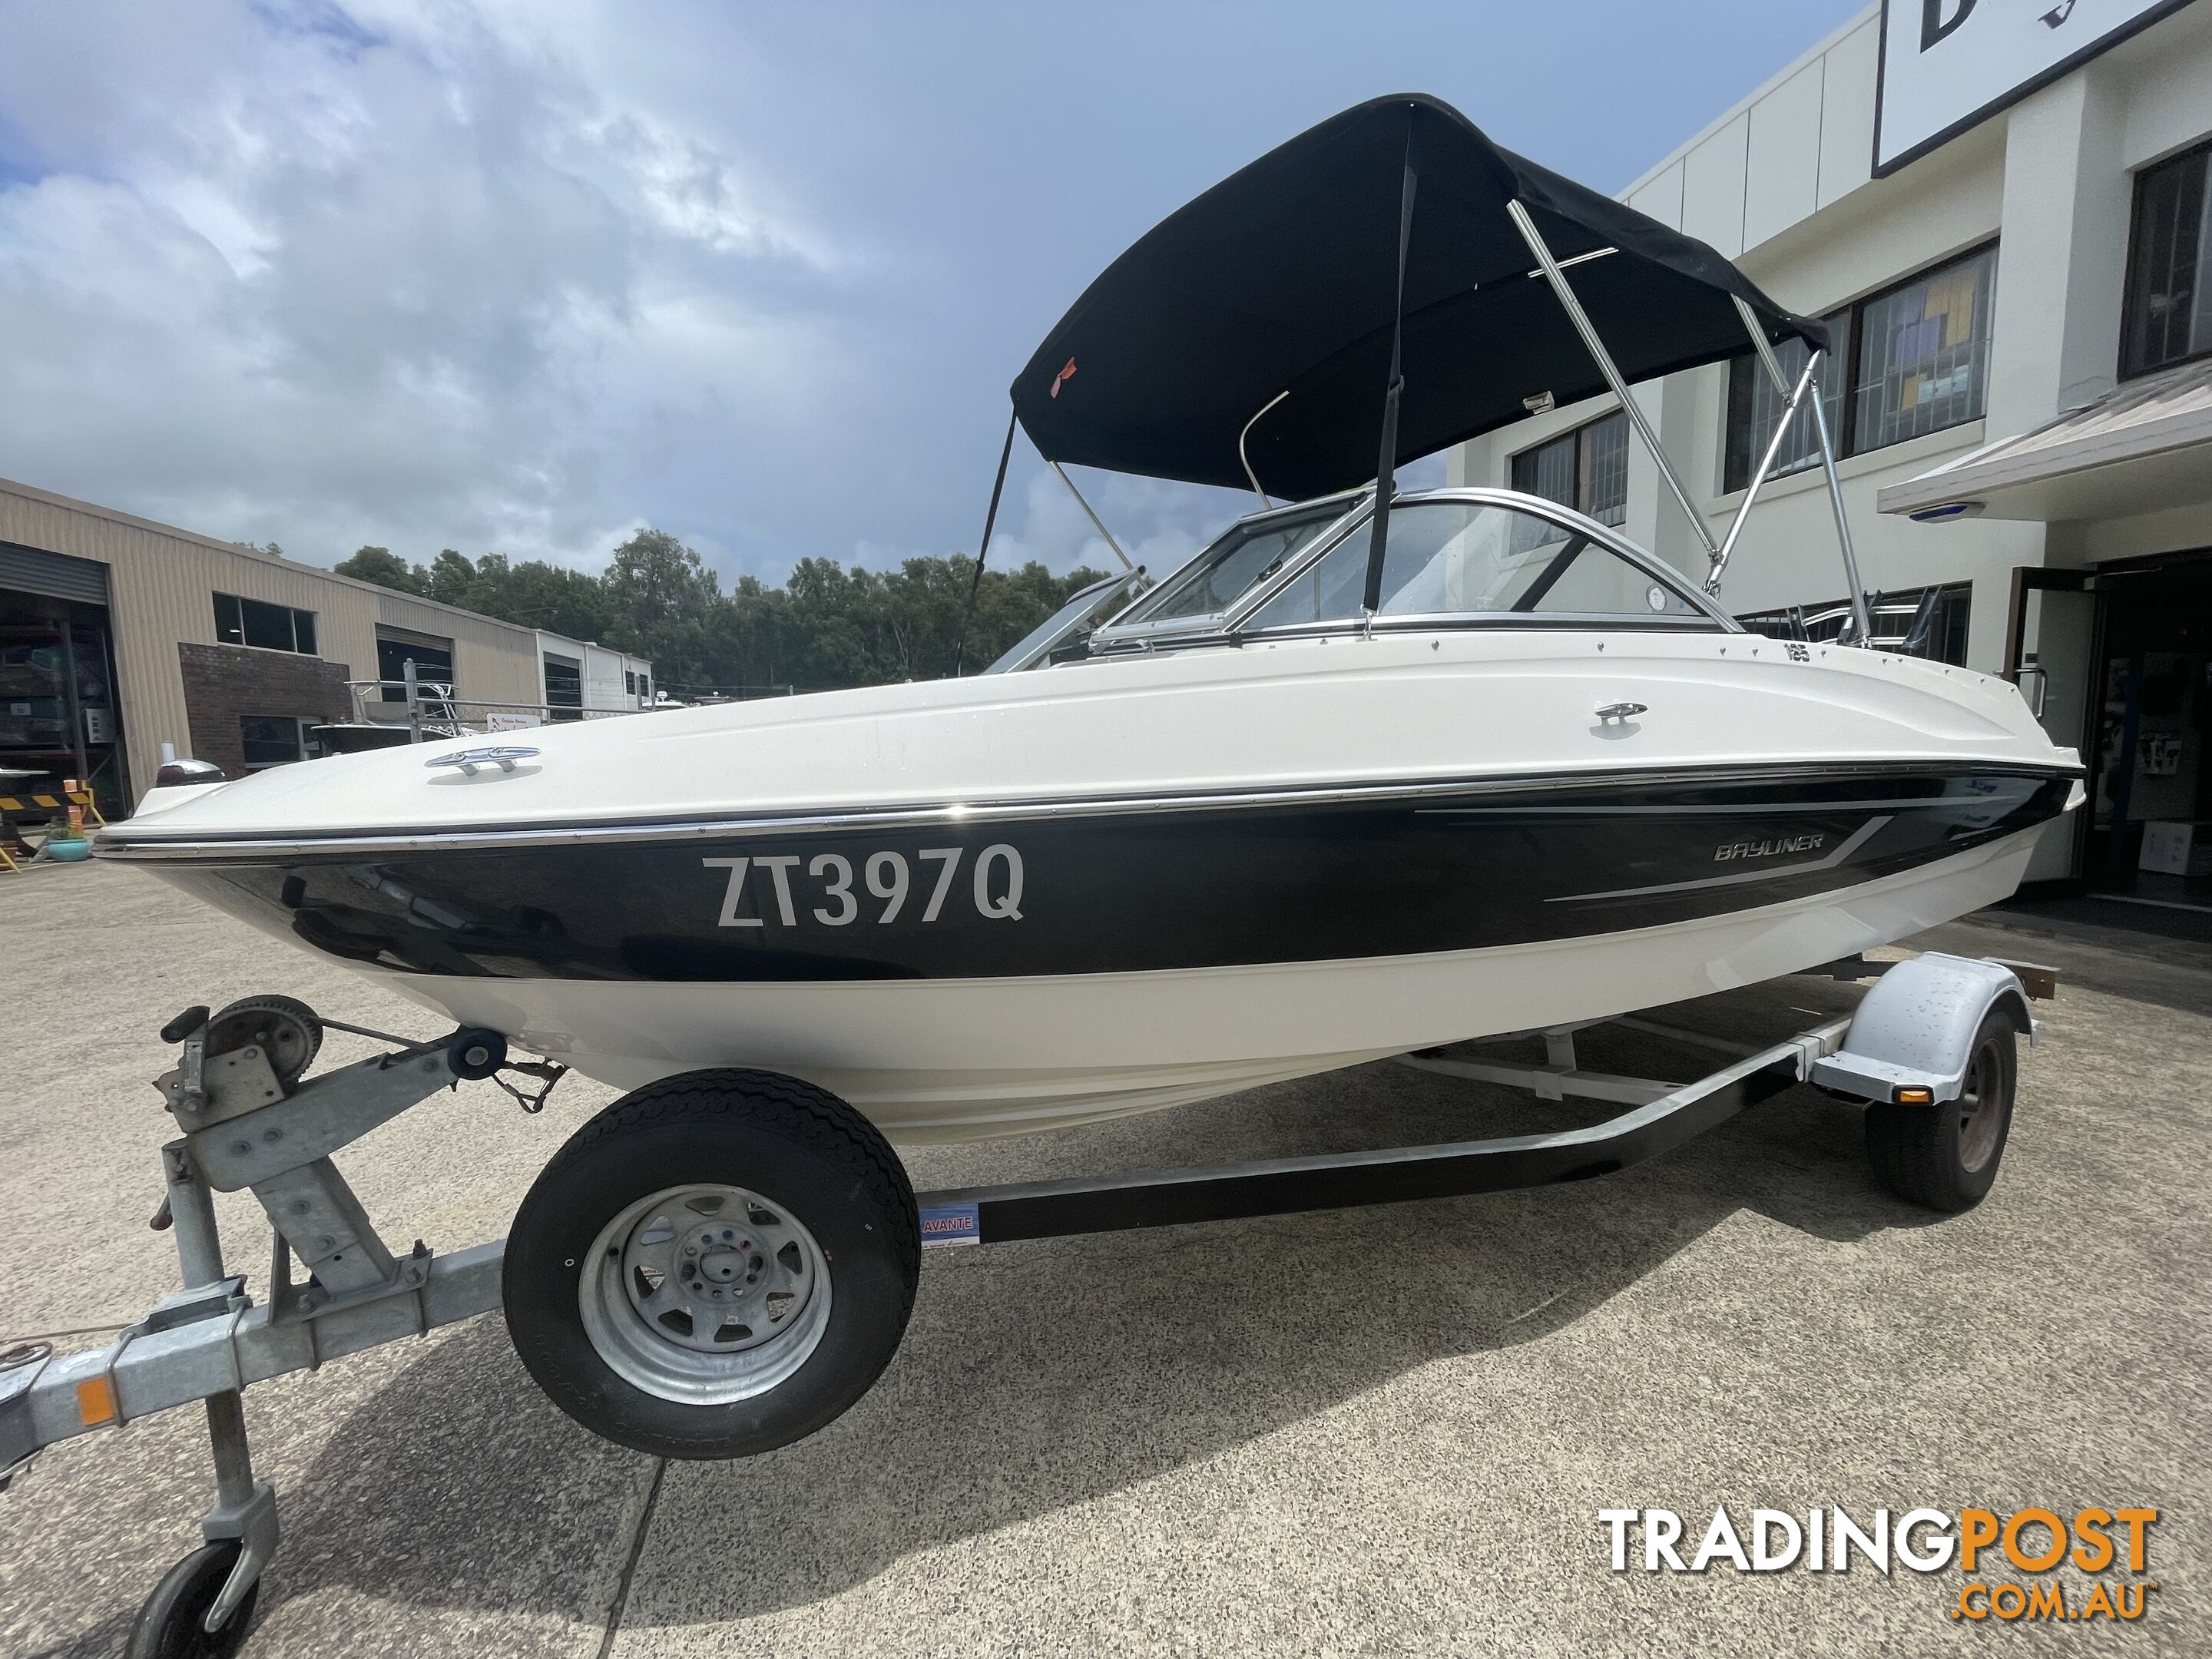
(0, 0, 846, 570)
(978, 467, 1247, 581)
(0, 0, 1840, 591)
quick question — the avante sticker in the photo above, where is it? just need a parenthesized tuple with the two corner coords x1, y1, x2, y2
(918, 1204, 982, 1248)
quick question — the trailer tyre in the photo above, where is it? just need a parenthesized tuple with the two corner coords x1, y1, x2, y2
(504, 1069, 919, 1459)
(1863, 1012, 2016, 1213)
(124, 1541, 258, 1659)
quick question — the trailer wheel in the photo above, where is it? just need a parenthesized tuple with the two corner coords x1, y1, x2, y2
(1863, 1012, 2016, 1213)
(124, 1540, 258, 1659)
(504, 1070, 919, 1459)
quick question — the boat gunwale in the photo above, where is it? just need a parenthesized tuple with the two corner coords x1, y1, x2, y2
(94, 757, 2084, 864)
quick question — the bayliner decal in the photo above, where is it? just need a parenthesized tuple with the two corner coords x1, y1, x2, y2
(1549, 816, 1892, 904)
(704, 845, 1024, 928)
(1714, 833, 1824, 863)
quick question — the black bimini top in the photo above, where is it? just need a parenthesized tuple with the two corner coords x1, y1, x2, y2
(1012, 94, 1827, 501)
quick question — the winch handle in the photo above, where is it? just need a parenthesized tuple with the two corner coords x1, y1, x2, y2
(160, 1006, 211, 1045)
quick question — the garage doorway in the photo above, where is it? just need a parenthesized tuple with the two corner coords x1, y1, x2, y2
(1, 544, 131, 820)
(375, 624, 455, 704)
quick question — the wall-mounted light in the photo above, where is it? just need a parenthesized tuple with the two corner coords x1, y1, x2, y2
(1908, 501, 1985, 523)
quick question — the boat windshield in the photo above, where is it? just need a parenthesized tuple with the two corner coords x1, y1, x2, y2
(1101, 499, 1352, 631)
(982, 571, 1145, 673)
(1241, 499, 1707, 628)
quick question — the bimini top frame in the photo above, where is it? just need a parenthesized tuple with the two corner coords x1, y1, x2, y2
(991, 93, 1874, 647)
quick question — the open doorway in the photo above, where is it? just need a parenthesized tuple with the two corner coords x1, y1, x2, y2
(0, 584, 131, 821)
(2081, 551, 2212, 910)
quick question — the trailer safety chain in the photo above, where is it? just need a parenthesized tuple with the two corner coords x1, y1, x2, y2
(317, 1014, 568, 1111)
(492, 1059, 569, 1114)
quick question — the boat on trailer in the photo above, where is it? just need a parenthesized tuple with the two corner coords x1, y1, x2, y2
(114, 591, 2073, 1144)
(12, 94, 2083, 1655)
(98, 94, 2079, 1144)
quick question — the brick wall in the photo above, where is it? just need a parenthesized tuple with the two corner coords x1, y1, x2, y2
(178, 642, 354, 778)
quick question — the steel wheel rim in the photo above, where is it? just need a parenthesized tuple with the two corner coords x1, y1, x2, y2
(578, 1184, 832, 1405)
(1956, 1041, 2005, 1173)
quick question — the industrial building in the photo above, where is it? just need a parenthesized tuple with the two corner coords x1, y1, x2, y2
(0, 473, 651, 816)
(1452, 0, 2212, 902)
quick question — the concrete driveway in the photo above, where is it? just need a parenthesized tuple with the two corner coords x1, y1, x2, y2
(2, 860, 2205, 1657)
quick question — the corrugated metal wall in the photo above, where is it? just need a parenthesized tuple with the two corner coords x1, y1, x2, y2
(0, 476, 559, 803)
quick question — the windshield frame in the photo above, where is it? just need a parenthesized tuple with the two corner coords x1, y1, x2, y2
(1086, 488, 1371, 648)
(1220, 486, 1740, 641)
(982, 569, 1150, 674)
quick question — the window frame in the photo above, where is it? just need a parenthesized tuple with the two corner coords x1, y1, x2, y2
(1508, 408, 1631, 526)
(237, 714, 323, 770)
(1843, 240, 1999, 455)
(2119, 137, 2212, 382)
(1722, 309, 1851, 494)
(1222, 487, 1736, 644)
(985, 570, 1149, 673)
(1722, 240, 1998, 484)
(1088, 488, 1370, 647)
(1736, 581, 1972, 664)
(213, 591, 319, 657)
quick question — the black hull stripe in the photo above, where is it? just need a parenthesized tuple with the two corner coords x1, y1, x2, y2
(151, 767, 2075, 985)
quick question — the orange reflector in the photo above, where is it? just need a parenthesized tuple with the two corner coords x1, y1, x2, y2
(75, 1376, 118, 1427)
(1896, 1086, 1935, 1105)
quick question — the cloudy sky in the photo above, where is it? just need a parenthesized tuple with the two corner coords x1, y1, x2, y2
(0, 1, 1858, 587)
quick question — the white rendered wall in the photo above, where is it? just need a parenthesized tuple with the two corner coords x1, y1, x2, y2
(1449, 2, 2212, 675)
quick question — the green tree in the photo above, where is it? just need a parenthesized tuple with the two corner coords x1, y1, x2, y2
(333, 545, 422, 594)
(424, 548, 478, 608)
(700, 572, 788, 694)
(603, 529, 722, 686)
(320, 523, 1118, 697)
(963, 559, 1106, 674)
(467, 555, 618, 643)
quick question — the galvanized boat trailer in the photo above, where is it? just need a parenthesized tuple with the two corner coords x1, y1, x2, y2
(0, 952, 2048, 1656)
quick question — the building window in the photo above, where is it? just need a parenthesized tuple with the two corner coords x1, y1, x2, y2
(1723, 313, 1849, 493)
(624, 671, 637, 695)
(1723, 244, 1996, 487)
(214, 593, 317, 655)
(2121, 140, 2212, 379)
(1737, 582, 1972, 665)
(544, 653, 583, 722)
(238, 715, 324, 770)
(1851, 247, 1997, 451)
(375, 626, 454, 704)
(1509, 409, 1628, 526)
